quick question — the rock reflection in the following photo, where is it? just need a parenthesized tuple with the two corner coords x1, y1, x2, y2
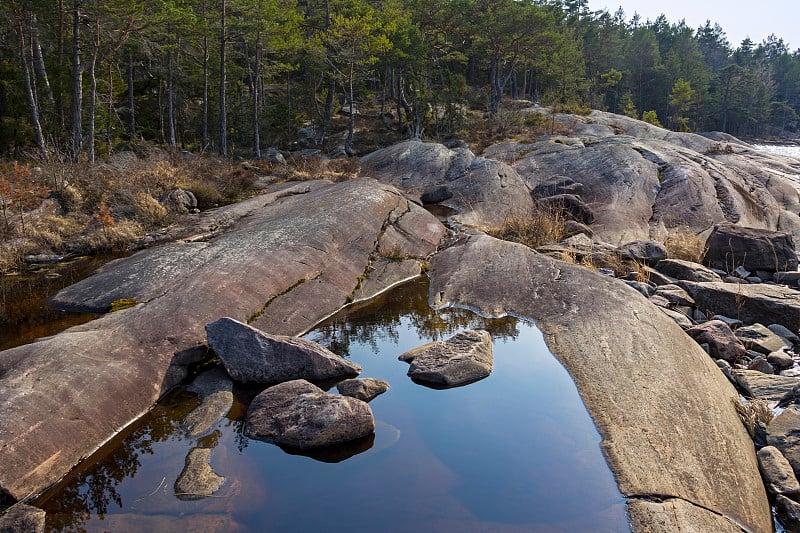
(310, 277, 520, 357)
(35, 391, 198, 532)
(279, 433, 376, 463)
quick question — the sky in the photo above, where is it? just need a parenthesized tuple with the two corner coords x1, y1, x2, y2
(586, 0, 799, 50)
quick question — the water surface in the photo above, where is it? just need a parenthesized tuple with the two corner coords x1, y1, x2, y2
(36, 278, 628, 532)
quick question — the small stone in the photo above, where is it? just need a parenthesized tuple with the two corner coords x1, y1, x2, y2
(734, 265, 751, 279)
(654, 284, 695, 306)
(760, 445, 800, 497)
(336, 378, 390, 402)
(746, 276, 763, 284)
(747, 357, 775, 375)
(712, 315, 742, 329)
(658, 307, 693, 329)
(624, 280, 655, 297)
(768, 350, 796, 371)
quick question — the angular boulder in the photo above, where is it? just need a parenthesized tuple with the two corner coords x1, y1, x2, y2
(206, 317, 361, 384)
(618, 240, 668, 266)
(336, 378, 389, 402)
(735, 323, 790, 355)
(705, 223, 797, 273)
(768, 407, 800, 478)
(686, 320, 746, 363)
(655, 259, 722, 283)
(680, 281, 800, 332)
(398, 329, 493, 388)
(428, 234, 771, 533)
(245, 379, 374, 449)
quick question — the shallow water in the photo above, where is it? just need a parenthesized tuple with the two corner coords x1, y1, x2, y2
(753, 143, 800, 159)
(35, 278, 628, 532)
(0, 256, 116, 351)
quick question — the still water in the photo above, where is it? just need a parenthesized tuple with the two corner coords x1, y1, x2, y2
(753, 143, 800, 159)
(35, 278, 628, 532)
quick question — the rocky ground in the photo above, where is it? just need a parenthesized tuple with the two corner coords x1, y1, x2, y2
(5, 108, 800, 532)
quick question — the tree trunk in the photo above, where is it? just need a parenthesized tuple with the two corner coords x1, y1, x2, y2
(201, 0, 209, 151)
(87, 7, 99, 164)
(251, 35, 261, 159)
(219, 0, 228, 157)
(15, 12, 48, 161)
(31, 23, 56, 109)
(70, 0, 83, 163)
(167, 37, 176, 150)
(344, 60, 355, 155)
(127, 50, 135, 140)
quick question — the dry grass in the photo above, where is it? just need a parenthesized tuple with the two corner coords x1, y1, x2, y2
(664, 227, 706, 263)
(732, 397, 774, 439)
(487, 207, 567, 249)
(270, 154, 362, 183)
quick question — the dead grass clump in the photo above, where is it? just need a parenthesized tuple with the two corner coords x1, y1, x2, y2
(664, 227, 706, 263)
(323, 157, 361, 182)
(732, 397, 774, 439)
(487, 207, 566, 249)
(81, 219, 143, 253)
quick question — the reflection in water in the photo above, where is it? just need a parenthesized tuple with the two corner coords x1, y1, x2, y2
(0, 255, 121, 350)
(36, 277, 629, 532)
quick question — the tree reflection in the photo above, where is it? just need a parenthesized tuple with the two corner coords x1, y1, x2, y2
(308, 277, 521, 356)
(35, 391, 197, 532)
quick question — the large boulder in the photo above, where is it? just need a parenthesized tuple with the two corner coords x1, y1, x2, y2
(360, 140, 534, 228)
(705, 223, 798, 273)
(245, 379, 374, 449)
(428, 234, 772, 533)
(655, 259, 722, 283)
(679, 281, 800, 332)
(205, 317, 361, 384)
(398, 329, 493, 388)
(0, 178, 445, 501)
(0, 504, 45, 533)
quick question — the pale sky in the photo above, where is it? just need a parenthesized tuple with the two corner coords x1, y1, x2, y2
(586, 0, 799, 50)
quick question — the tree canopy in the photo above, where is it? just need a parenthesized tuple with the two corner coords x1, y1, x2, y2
(2, 0, 800, 159)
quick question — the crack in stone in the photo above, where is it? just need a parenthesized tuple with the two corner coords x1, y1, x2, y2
(629, 494, 751, 533)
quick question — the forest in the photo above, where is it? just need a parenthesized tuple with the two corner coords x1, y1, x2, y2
(1, 0, 800, 162)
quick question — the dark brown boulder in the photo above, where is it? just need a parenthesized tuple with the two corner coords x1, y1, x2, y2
(686, 320, 746, 363)
(705, 223, 797, 273)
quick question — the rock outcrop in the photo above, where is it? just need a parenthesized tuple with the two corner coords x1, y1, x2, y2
(484, 109, 800, 245)
(0, 178, 445, 501)
(206, 317, 360, 383)
(360, 140, 534, 228)
(428, 234, 772, 533)
(245, 379, 374, 448)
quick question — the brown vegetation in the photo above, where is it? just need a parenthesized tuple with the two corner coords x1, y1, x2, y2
(664, 227, 706, 263)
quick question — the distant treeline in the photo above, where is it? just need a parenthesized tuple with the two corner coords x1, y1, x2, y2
(2, 0, 799, 161)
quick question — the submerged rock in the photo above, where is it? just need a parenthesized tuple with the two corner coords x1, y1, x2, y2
(206, 317, 361, 384)
(336, 378, 389, 402)
(174, 447, 225, 500)
(399, 330, 493, 388)
(245, 380, 374, 449)
(182, 369, 234, 438)
(0, 503, 46, 533)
